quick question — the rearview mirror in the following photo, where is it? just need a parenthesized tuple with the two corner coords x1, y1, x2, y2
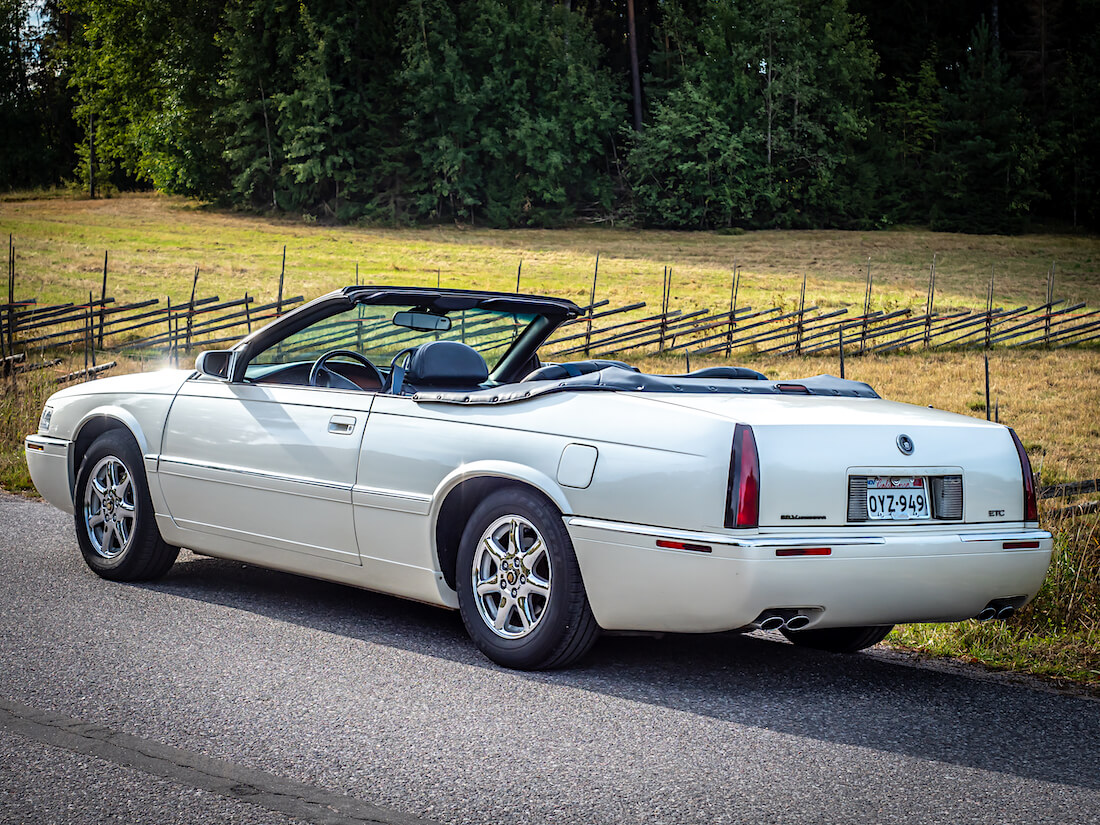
(393, 310, 452, 332)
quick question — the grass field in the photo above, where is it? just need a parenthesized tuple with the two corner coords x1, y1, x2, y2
(4, 192, 1100, 317)
(2, 192, 1098, 687)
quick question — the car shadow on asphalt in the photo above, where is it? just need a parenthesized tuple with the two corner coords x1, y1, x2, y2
(145, 552, 1100, 793)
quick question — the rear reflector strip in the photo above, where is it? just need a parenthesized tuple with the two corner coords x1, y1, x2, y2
(776, 547, 832, 557)
(1003, 541, 1041, 550)
(656, 540, 711, 553)
(26, 443, 44, 452)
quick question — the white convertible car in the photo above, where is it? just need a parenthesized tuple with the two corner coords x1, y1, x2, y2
(26, 286, 1052, 669)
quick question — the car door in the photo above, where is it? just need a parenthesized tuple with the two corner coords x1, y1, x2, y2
(157, 376, 374, 565)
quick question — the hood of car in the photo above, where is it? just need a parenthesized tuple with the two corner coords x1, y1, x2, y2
(49, 368, 194, 401)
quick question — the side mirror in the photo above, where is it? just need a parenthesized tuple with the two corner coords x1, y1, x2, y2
(196, 350, 231, 380)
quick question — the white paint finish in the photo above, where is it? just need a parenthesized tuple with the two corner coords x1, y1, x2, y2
(646, 392, 998, 430)
(568, 519, 1053, 632)
(24, 436, 73, 513)
(354, 399, 574, 583)
(28, 358, 1053, 637)
(365, 394, 736, 531)
(27, 376, 188, 515)
(155, 515, 452, 608)
(753, 422, 1023, 526)
(557, 444, 598, 488)
(158, 378, 374, 565)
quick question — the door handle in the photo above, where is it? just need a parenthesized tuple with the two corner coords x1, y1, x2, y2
(328, 415, 356, 435)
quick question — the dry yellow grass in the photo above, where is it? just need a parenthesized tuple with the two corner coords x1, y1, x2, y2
(3, 193, 1099, 318)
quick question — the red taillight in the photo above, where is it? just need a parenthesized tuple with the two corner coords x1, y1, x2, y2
(726, 424, 760, 529)
(1008, 428, 1039, 522)
(776, 547, 832, 557)
(656, 539, 712, 553)
(775, 383, 810, 394)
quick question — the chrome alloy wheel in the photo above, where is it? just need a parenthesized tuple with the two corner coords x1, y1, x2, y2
(471, 515, 553, 639)
(82, 455, 137, 560)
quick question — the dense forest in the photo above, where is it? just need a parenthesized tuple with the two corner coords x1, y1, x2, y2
(2, 0, 1098, 233)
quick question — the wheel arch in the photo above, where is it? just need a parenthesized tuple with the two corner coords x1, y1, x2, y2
(71, 409, 148, 495)
(432, 463, 572, 592)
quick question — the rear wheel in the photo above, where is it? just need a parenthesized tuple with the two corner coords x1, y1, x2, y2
(456, 488, 599, 670)
(74, 429, 178, 581)
(781, 624, 894, 653)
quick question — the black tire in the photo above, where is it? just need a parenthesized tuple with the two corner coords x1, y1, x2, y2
(780, 624, 895, 653)
(74, 429, 179, 582)
(456, 487, 599, 670)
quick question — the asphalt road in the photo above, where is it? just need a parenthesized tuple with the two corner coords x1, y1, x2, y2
(1, 491, 1098, 825)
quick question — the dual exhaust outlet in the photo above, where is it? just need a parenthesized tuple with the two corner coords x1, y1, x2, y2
(757, 611, 813, 632)
(975, 604, 1017, 622)
(973, 596, 1026, 622)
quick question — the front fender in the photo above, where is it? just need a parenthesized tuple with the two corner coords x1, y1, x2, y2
(74, 406, 151, 456)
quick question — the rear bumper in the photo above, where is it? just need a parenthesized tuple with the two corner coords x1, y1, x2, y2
(24, 435, 74, 514)
(566, 518, 1053, 632)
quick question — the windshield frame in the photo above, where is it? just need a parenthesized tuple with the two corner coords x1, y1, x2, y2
(227, 286, 580, 385)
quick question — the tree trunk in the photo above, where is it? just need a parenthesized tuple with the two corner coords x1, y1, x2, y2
(627, 0, 643, 131)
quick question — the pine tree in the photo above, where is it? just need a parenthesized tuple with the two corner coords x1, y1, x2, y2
(930, 21, 1040, 233)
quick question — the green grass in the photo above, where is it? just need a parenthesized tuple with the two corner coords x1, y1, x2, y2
(3, 192, 1099, 690)
(891, 504, 1100, 688)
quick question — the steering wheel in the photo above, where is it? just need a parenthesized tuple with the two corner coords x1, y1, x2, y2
(308, 349, 383, 390)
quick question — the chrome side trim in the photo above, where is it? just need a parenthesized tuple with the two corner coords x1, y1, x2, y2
(959, 530, 1052, 543)
(352, 485, 432, 515)
(566, 517, 888, 547)
(157, 455, 352, 494)
(25, 434, 70, 449)
(353, 485, 431, 503)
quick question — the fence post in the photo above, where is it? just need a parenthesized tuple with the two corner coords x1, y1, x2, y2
(726, 264, 739, 358)
(860, 257, 872, 354)
(97, 251, 108, 349)
(924, 253, 936, 348)
(1045, 262, 1056, 345)
(166, 297, 173, 366)
(186, 266, 199, 351)
(584, 253, 598, 357)
(795, 274, 806, 355)
(990, 265, 998, 349)
(990, 352, 998, 422)
(6, 234, 14, 361)
(277, 245, 286, 315)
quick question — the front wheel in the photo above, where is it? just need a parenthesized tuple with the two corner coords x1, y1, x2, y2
(780, 624, 894, 653)
(456, 488, 599, 670)
(74, 430, 179, 581)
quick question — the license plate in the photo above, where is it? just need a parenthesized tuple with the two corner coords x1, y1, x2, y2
(865, 477, 929, 520)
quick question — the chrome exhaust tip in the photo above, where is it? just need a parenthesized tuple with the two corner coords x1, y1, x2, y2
(785, 615, 811, 631)
(996, 605, 1016, 620)
(976, 607, 997, 621)
(759, 616, 785, 631)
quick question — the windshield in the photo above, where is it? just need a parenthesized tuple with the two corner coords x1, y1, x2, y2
(248, 302, 539, 372)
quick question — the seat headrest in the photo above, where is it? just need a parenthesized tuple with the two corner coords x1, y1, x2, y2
(406, 341, 489, 387)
